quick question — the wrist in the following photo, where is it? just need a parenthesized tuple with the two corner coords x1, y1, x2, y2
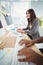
(31, 40, 35, 45)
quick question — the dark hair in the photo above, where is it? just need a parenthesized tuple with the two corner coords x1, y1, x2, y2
(26, 9, 36, 22)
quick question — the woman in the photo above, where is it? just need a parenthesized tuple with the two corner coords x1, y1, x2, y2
(17, 9, 40, 39)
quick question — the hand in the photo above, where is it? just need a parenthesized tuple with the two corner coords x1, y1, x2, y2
(17, 29, 25, 33)
(18, 47, 43, 65)
(19, 39, 34, 47)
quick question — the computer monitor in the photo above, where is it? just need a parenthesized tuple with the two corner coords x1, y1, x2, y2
(4, 15, 13, 25)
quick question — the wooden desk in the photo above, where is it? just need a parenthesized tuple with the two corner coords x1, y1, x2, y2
(0, 32, 16, 49)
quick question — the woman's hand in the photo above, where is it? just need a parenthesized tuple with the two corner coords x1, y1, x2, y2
(17, 29, 25, 33)
(19, 39, 34, 47)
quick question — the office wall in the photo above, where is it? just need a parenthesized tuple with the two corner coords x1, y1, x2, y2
(31, 1, 43, 17)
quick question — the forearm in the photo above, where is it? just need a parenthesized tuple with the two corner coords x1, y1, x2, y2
(31, 37, 43, 44)
(24, 25, 39, 35)
(23, 25, 28, 30)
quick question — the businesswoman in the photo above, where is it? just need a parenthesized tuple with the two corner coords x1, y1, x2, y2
(17, 9, 40, 39)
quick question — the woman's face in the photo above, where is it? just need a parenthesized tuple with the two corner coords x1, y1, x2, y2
(26, 11, 30, 19)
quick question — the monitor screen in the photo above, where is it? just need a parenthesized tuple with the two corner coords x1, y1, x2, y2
(4, 15, 13, 25)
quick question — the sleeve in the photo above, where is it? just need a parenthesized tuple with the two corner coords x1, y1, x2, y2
(23, 25, 28, 30)
(24, 19, 40, 35)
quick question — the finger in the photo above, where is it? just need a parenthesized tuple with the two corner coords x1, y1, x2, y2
(18, 57, 43, 65)
(18, 47, 30, 54)
(26, 44, 32, 47)
(18, 50, 26, 56)
(20, 41, 25, 46)
(18, 47, 33, 54)
(17, 52, 31, 57)
(18, 57, 34, 62)
(18, 48, 31, 57)
(19, 39, 25, 44)
(19, 39, 27, 45)
(18, 47, 27, 53)
(18, 57, 28, 62)
(19, 39, 27, 44)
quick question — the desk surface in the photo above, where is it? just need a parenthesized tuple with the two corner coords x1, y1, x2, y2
(0, 32, 43, 56)
(0, 32, 16, 49)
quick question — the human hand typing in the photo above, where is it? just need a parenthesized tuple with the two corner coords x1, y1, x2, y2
(18, 47, 43, 65)
(19, 39, 35, 47)
(17, 29, 25, 33)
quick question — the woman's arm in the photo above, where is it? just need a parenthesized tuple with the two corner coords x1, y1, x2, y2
(23, 25, 28, 30)
(17, 25, 28, 33)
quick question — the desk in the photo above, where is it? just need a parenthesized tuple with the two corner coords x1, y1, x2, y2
(0, 31, 43, 65)
(0, 32, 43, 56)
(0, 32, 16, 49)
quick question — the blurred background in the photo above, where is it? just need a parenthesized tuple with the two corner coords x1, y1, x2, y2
(0, 0, 43, 28)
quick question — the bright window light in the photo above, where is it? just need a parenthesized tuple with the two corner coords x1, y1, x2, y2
(11, 2, 31, 27)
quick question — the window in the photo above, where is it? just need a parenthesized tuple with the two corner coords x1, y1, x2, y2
(11, 2, 31, 27)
